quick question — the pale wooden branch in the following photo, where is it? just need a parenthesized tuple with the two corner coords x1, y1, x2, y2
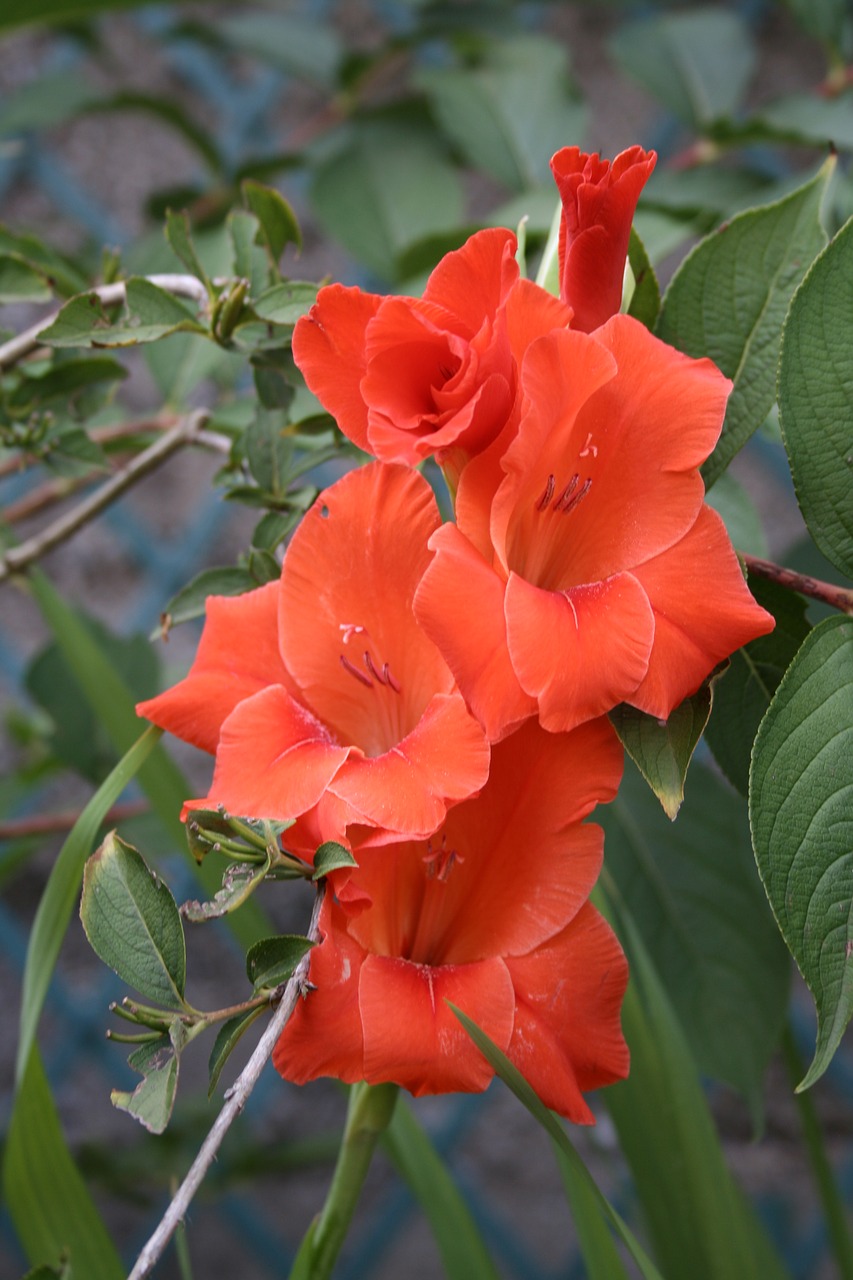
(127, 886, 325, 1280)
(0, 409, 211, 583)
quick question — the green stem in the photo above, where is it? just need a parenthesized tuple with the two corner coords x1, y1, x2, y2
(782, 1023, 853, 1280)
(297, 1082, 398, 1279)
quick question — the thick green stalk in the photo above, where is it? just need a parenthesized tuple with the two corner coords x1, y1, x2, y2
(782, 1023, 853, 1280)
(296, 1083, 398, 1280)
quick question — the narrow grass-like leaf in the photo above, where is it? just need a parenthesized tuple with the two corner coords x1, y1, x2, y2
(4, 1047, 124, 1278)
(451, 1005, 663, 1279)
(383, 1098, 501, 1280)
(779, 215, 853, 578)
(750, 615, 853, 1089)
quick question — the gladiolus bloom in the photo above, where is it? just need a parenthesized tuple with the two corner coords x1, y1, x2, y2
(293, 227, 570, 483)
(138, 462, 490, 843)
(274, 716, 629, 1122)
(551, 145, 656, 333)
(415, 315, 775, 740)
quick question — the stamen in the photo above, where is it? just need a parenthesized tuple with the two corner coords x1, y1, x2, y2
(384, 664, 402, 693)
(362, 650, 403, 693)
(560, 476, 592, 515)
(423, 834, 463, 882)
(438, 364, 455, 381)
(535, 474, 555, 511)
(340, 654, 373, 687)
(552, 474, 579, 511)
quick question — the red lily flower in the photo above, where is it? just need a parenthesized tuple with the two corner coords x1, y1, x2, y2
(273, 716, 628, 1123)
(137, 462, 490, 843)
(292, 228, 570, 484)
(414, 316, 775, 739)
(551, 145, 656, 333)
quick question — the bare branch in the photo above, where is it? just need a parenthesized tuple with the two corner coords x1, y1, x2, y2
(127, 886, 325, 1280)
(0, 799, 148, 841)
(742, 552, 853, 616)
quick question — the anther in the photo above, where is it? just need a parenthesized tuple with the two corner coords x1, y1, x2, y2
(535, 474, 556, 511)
(552, 474, 579, 511)
(364, 650, 401, 693)
(340, 654, 373, 687)
(560, 477, 592, 515)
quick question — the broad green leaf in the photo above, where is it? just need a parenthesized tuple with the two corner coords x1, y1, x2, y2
(208, 1004, 267, 1097)
(4, 1048, 124, 1279)
(705, 578, 810, 794)
(704, 469, 769, 558)
(242, 180, 302, 266)
(145, 331, 243, 408)
(313, 841, 358, 880)
(165, 209, 211, 289)
(246, 935, 315, 990)
(601, 760, 790, 1099)
(417, 36, 585, 193)
(750, 615, 853, 1089)
(310, 115, 465, 281)
(451, 1006, 663, 1280)
(609, 9, 754, 128)
(216, 12, 342, 86)
(0, 253, 52, 302)
(11, 356, 128, 416)
(783, 0, 853, 58)
(0, 225, 88, 297)
(40, 278, 206, 349)
(658, 160, 832, 487)
(0, 70, 96, 134)
(16, 725, 162, 1083)
(600, 892, 788, 1280)
(111, 1029, 182, 1134)
(22, 1265, 71, 1280)
(155, 564, 258, 636)
(779, 215, 853, 577)
(755, 92, 853, 152)
(81, 832, 186, 1008)
(626, 226, 660, 329)
(608, 683, 713, 820)
(245, 407, 292, 497)
(383, 1099, 501, 1280)
(251, 281, 318, 327)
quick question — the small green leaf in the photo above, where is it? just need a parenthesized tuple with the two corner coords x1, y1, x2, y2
(216, 12, 342, 86)
(111, 1027, 184, 1134)
(155, 565, 258, 636)
(782, 0, 852, 60)
(208, 1004, 267, 1097)
(608, 682, 714, 819)
(626, 226, 660, 329)
(312, 841, 358, 880)
(657, 158, 833, 487)
(705, 578, 810, 794)
(779, 215, 853, 578)
(242, 180, 302, 268)
(251, 280, 317, 327)
(0, 225, 88, 297)
(750, 615, 853, 1089)
(181, 858, 270, 922)
(165, 209, 211, 290)
(450, 1006, 664, 1280)
(81, 832, 187, 1008)
(0, 253, 52, 301)
(246, 935, 315, 990)
(228, 210, 270, 296)
(245, 407, 293, 497)
(40, 278, 206, 349)
(756, 92, 853, 152)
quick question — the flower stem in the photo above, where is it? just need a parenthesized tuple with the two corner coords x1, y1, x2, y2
(782, 1023, 853, 1280)
(297, 1082, 398, 1279)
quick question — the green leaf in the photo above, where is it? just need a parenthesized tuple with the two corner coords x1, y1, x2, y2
(451, 1006, 663, 1280)
(16, 725, 163, 1083)
(704, 469, 769, 558)
(600, 890, 788, 1280)
(111, 1027, 184, 1134)
(601, 759, 790, 1099)
(609, 8, 755, 129)
(608, 682, 713, 820)
(165, 209, 212, 290)
(207, 1004, 267, 1097)
(181, 858, 271, 922)
(0, 253, 53, 302)
(81, 832, 187, 1008)
(705, 577, 810, 794)
(755, 92, 853, 152)
(310, 115, 465, 281)
(0, 69, 96, 134)
(40, 278, 206, 349)
(783, 0, 853, 59)
(242, 180, 302, 267)
(4, 1047, 124, 1279)
(228, 210, 270, 297)
(657, 159, 832, 487)
(246, 935, 315, 990)
(251, 281, 318, 327)
(0, 225, 88, 297)
(417, 36, 585, 193)
(155, 564, 258, 636)
(626, 226, 660, 329)
(383, 1099, 501, 1280)
(750, 615, 853, 1089)
(216, 12, 342, 86)
(779, 215, 853, 577)
(312, 841, 358, 880)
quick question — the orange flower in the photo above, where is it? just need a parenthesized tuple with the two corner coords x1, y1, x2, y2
(273, 716, 628, 1122)
(292, 228, 570, 483)
(415, 316, 775, 740)
(551, 145, 656, 333)
(137, 463, 490, 844)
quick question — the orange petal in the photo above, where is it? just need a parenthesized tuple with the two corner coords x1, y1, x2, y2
(359, 953, 514, 1095)
(279, 462, 452, 756)
(506, 902, 630, 1121)
(329, 692, 490, 837)
(273, 896, 366, 1085)
(505, 276, 573, 363)
(630, 504, 776, 718)
(414, 522, 535, 742)
(423, 227, 518, 332)
(206, 685, 350, 823)
(291, 284, 382, 452)
(505, 571, 654, 732)
(136, 582, 291, 754)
